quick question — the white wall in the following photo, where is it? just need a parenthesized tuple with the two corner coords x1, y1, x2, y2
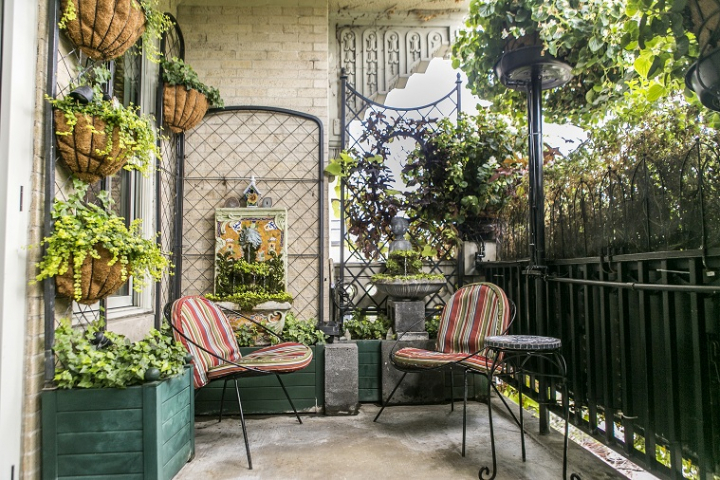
(0, 0, 38, 478)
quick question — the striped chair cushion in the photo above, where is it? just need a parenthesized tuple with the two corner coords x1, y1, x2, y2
(172, 296, 242, 388)
(393, 347, 500, 374)
(435, 283, 511, 355)
(207, 342, 313, 379)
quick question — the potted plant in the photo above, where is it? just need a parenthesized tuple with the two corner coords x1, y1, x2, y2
(371, 250, 445, 301)
(160, 57, 224, 133)
(33, 179, 170, 304)
(205, 249, 293, 345)
(402, 112, 525, 251)
(42, 319, 194, 480)
(58, 0, 172, 61)
(49, 66, 160, 183)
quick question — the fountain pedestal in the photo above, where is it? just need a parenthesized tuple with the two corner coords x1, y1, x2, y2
(388, 299, 428, 340)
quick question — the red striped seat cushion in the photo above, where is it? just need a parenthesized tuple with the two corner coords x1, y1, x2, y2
(393, 347, 500, 373)
(172, 296, 242, 388)
(207, 342, 313, 379)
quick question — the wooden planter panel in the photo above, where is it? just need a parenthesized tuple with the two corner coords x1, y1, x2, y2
(195, 345, 324, 415)
(42, 368, 194, 480)
(356, 340, 382, 402)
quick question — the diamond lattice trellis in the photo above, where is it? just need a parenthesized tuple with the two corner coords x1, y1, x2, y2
(180, 108, 324, 322)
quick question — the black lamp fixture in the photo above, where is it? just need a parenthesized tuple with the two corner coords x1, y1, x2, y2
(494, 45, 572, 271)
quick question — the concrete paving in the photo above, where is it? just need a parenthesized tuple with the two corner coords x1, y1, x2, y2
(175, 399, 626, 480)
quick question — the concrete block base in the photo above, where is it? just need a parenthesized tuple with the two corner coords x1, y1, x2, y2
(380, 340, 446, 404)
(324, 343, 359, 415)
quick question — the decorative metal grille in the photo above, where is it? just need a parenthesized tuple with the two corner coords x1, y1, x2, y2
(180, 107, 324, 322)
(336, 73, 462, 321)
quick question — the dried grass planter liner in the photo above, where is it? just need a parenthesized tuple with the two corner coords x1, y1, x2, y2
(55, 245, 129, 304)
(54, 109, 129, 183)
(163, 83, 209, 133)
(60, 0, 147, 61)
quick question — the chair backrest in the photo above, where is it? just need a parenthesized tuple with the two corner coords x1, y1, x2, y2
(171, 296, 242, 388)
(435, 283, 511, 354)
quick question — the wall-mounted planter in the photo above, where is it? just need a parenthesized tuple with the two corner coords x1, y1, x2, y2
(163, 84, 209, 133)
(195, 345, 324, 415)
(55, 244, 128, 304)
(60, 0, 146, 61)
(54, 109, 129, 183)
(42, 367, 194, 480)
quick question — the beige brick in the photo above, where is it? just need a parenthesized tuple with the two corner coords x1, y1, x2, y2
(252, 6, 281, 16)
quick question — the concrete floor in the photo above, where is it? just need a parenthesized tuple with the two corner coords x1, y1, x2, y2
(175, 399, 626, 480)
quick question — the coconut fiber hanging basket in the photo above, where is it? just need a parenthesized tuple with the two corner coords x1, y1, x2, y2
(60, 0, 146, 61)
(163, 84, 209, 133)
(54, 110, 130, 183)
(55, 245, 129, 305)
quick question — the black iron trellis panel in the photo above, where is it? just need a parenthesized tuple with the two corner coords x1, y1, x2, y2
(154, 14, 184, 326)
(337, 73, 463, 322)
(479, 253, 720, 480)
(180, 107, 324, 323)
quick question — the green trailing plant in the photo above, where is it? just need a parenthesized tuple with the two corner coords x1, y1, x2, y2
(235, 322, 263, 348)
(33, 179, 170, 302)
(53, 319, 187, 389)
(402, 112, 525, 250)
(205, 291, 293, 311)
(210, 249, 291, 309)
(275, 313, 327, 346)
(58, 0, 173, 62)
(371, 250, 444, 282)
(161, 57, 224, 107)
(48, 65, 160, 176)
(343, 311, 391, 340)
(452, 0, 701, 126)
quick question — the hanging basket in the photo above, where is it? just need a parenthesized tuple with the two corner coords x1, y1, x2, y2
(55, 245, 129, 305)
(54, 109, 129, 183)
(163, 84, 209, 133)
(60, 0, 147, 61)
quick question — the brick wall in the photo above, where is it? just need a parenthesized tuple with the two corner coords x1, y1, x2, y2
(177, 1, 329, 124)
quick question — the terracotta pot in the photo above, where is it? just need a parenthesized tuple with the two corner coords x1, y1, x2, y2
(54, 109, 129, 183)
(163, 84, 209, 133)
(55, 245, 129, 304)
(60, 0, 147, 61)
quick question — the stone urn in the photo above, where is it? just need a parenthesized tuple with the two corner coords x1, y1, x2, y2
(372, 278, 445, 301)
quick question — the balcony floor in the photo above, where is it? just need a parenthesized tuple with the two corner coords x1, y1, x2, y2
(175, 399, 625, 479)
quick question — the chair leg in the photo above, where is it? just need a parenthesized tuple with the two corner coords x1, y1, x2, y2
(233, 379, 253, 470)
(450, 367, 455, 412)
(219, 378, 229, 423)
(373, 372, 408, 422)
(462, 369, 468, 457)
(276, 374, 303, 424)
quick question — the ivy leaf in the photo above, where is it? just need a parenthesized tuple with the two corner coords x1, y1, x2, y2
(646, 83, 666, 101)
(324, 162, 343, 177)
(634, 54, 653, 79)
(589, 37, 604, 52)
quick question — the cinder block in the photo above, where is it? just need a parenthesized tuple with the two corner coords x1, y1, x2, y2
(389, 300, 425, 333)
(324, 343, 359, 415)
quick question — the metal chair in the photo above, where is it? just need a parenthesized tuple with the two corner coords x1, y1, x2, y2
(373, 282, 514, 456)
(166, 295, 313, 469)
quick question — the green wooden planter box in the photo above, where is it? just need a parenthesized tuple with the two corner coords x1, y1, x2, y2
(356, 339, 383, 402)
(195, 344, 325, 415)
(41, 367, 195, 480)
